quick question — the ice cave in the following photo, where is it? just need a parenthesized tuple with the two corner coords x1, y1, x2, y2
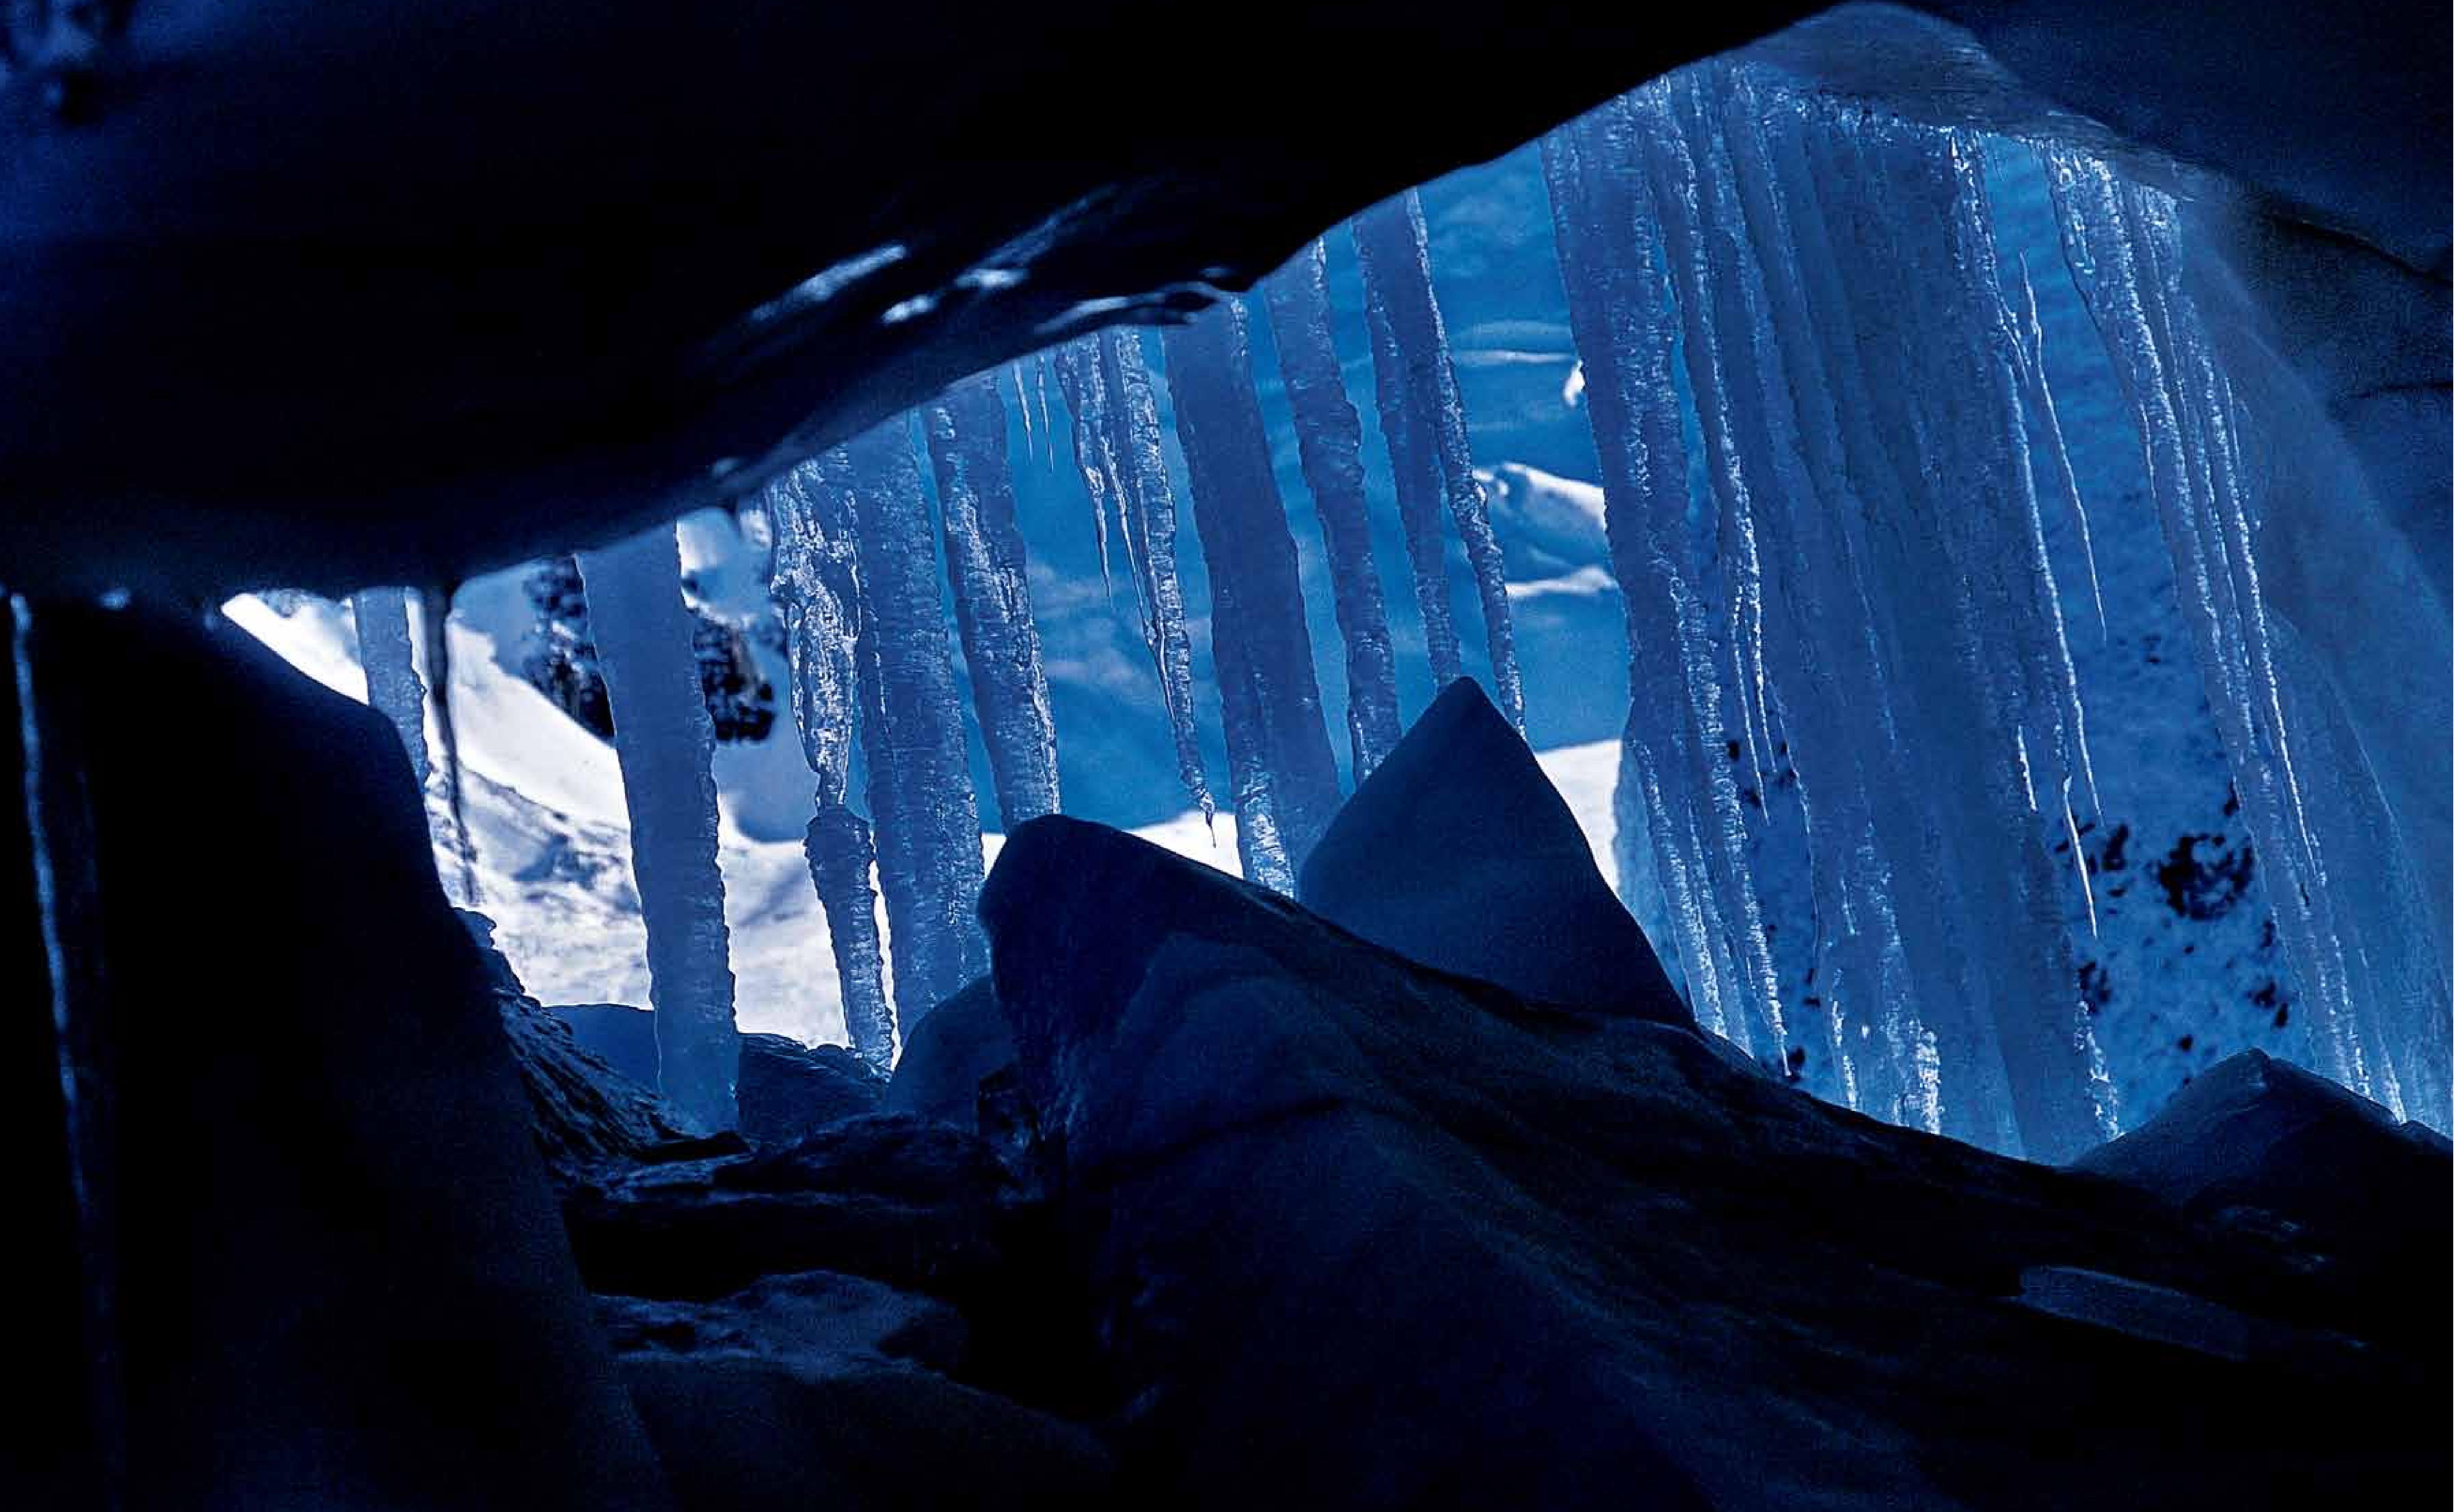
(2, 2, 2448, 1507)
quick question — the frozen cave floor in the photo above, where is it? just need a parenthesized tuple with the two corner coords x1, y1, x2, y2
(15, 610, 2446, 1510)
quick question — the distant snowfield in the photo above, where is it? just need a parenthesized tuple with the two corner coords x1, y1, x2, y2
(227, 593, 1622, 1048)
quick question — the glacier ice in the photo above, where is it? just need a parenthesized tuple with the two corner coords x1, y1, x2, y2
(575, 526, 741, 1129)
(1262, 239, 1404, 779)
(1160, 301, 1344, 892)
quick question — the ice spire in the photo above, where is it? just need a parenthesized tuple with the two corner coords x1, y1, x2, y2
(760, 463, 896, 1072)
(1161, 299, 1344, 892)
(1351, 190, 1524, 731)
(575, 525, 739, 1130)
(923, 371, 1061, 828)
(830, 419, 989, 1031)
(351, 587, 430, 790)
(1053, 333, 1214, 822)
(1263, 238, 1404, 778)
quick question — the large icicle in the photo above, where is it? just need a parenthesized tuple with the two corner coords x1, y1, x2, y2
(923, 371, 1061, 828)
(1161, 299, 1344, 892)
(761, 462, 895, 1072)
(1097, 330, 1217, 824)
(1263, 238, 1404, 777)
(2043, 148, 2445, 1122)
(828, 420, 989, 1034)
(1351, 200, 1462, 693)
(1053, 333, 1213, 822)
(1539, 95, 1777, 1064)
(351, 587, 430, 790)
(1351, 190, 1524, 730)
(575, 525, 739, 1129)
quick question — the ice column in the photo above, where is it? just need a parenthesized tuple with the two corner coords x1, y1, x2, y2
(834, 421, 989, 1031)
(576, 525, 739, 1129)
(923, 371, 1061, 828)
(1160, 300, 1344, 891)
(1352, 190, 1525, 729)
(1264, 239, 1404, 777)
(762, 462, 896, 1072)
(351, 587, 430, 790)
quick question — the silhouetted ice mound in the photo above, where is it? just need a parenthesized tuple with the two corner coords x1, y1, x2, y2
(975, 814, 2441, 1510)
(2074, 1049, 2451, 1334)
(1298, 678, 1690, 1027)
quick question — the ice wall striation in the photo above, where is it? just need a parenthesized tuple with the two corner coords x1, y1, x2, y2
(575, 526, 740, 1129)
(762, 461, 896, 1072)
(1264, 239, 1404, 778)
(923, 371, 1061, 829)
(2043, 152, 2450, 1127)
(1351, 190, 1524, 731)
(1546, 65, 2114, 1158)
(351, 587, 430, 790)
(1161, 301, 1344, 892)
(834, 422, 989, 1033)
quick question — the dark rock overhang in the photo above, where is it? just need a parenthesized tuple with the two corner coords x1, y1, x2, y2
(0, 0, 2443, 600)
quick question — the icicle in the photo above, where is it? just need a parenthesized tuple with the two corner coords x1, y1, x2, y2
(1054, 334, 1213, 823)
(1160, 299, 1344, 889)
(923, 371, 1061, 828)
(1262, 238, 1404, 777)
(418, 586, 480, 908)
(1350, 202, 1464, 693)
(824, 421, 989, 1032)
(1096, 329, 1217, 826)
(352, 587, 431, 790)
(573, 531, 739, 1129)
(764, 462, 897, 1069)
(1351, 191, 1525, 730)
(1036, 351, 1056, 472)
(2011, 254, 2109, 644)
(1011, 360, 1037, 463)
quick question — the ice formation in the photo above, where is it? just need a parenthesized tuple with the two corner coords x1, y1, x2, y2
(574, 526, 740, 1129)
(760, 462, 898, 1073)
(826, 422, 989, 1033)
(922, 371, 1061, 828)
(2043, 150, 2450, 1124)
(1052, 333, 1214, 822)
(350, 587, 430, 790)
(1351, 190, 1524, 731)
(1160, 301, 1345, 892)
(1262, 239, 1404, 778)
(1544, 66, 2114, 1158)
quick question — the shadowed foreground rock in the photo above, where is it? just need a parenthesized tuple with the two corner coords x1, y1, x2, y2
(980, 813, 2447, 1510)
